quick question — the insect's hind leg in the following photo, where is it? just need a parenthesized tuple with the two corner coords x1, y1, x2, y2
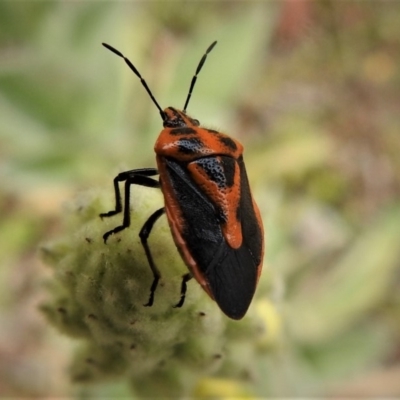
(100, 168, 160, 243)
(138, 207, 165, 307)
(174, 273, 193, 308)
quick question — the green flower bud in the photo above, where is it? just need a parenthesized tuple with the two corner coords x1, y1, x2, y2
(40, 185, 279, 398)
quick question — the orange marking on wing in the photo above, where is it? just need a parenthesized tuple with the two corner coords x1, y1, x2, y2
(187, 159, 243, 249)
(251, 197, 264, 283)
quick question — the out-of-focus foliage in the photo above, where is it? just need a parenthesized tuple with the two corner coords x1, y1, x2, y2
(1, 1, 399, 398)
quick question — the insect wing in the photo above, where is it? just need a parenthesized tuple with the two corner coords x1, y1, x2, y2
(160, 157, 263, 319)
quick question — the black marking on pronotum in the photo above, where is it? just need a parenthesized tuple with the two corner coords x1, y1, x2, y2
(218, 136, 237, 151)
(177, 137, 205, 154)
(170, 127, 197, 135)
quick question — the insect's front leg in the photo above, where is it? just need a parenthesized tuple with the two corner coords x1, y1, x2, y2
(100, 168, 160, 243)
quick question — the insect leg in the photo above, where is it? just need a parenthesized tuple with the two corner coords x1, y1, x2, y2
(138, 207, 166, 307)
(101, 171, 160, 243)
(100, 168, 158, 220)
(173, 273, 193, 308)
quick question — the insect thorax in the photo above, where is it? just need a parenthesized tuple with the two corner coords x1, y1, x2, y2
(155, 108, 243, 162)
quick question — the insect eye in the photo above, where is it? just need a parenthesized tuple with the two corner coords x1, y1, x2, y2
(192, 119, 200, 126)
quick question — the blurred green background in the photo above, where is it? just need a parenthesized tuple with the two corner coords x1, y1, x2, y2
(1, 1, 400, 397)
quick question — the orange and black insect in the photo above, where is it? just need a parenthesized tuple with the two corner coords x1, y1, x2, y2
(100, 41, 264, 320)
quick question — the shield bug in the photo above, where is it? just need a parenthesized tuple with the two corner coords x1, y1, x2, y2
(100, 41, 264, 320)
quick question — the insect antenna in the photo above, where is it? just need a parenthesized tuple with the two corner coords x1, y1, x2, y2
(183, 41, 217, 113)
(102, 43, 166, 121)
